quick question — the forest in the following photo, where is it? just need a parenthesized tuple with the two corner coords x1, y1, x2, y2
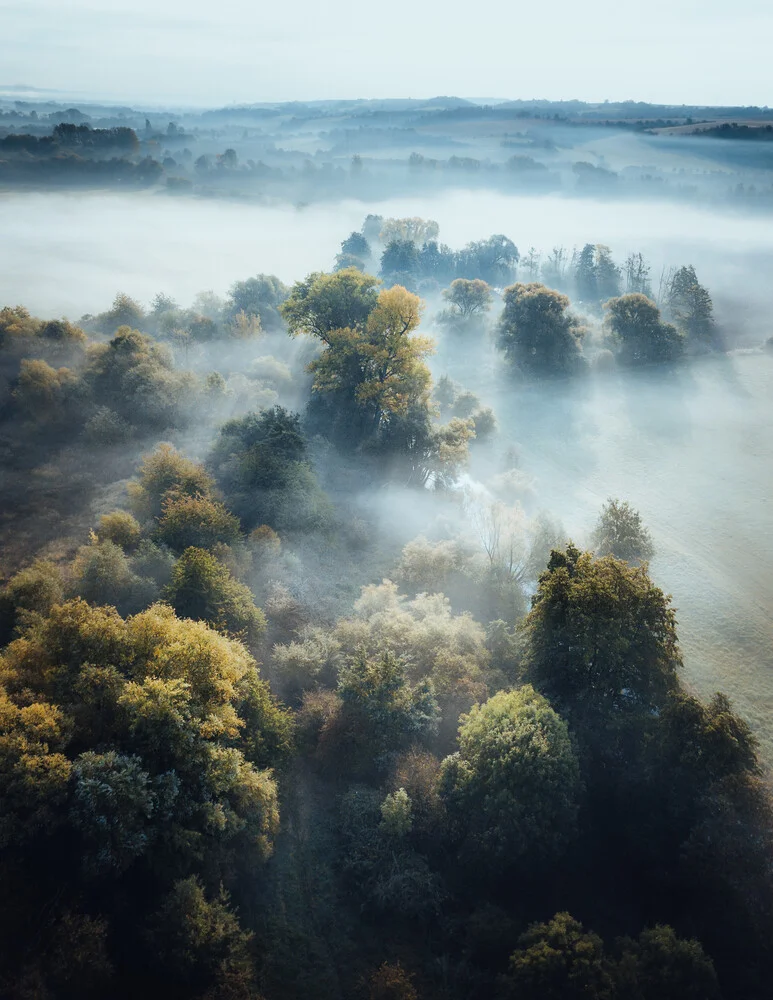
(2, 209, 773, 1000)
(2, 96, 773, 209)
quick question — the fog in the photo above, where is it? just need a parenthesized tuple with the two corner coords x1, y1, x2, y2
(2, 187, 772, 753)
(3, 189, 773, 326)
(453, 351, 773, 757)
(3, 130, 773, 995)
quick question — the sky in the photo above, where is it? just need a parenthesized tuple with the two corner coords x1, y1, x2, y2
(1, 0, 771, 109)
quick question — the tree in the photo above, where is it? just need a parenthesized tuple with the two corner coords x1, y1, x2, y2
(666, 266, 716, 348)
(219, 148, 238, 169)
(501, 912, 614, 1000)
(594, 245, 621, 301)
(590, 498, 655, 563)
(85, 327, 194, 431)
(97, 510, 143, 551)
(603, 294, 684, 366)
(307, 285, 434, 446)
(156, 491, 241, 553)
(341, 231, 371, 259)
(0, 559, 64, 644)
(210, 407, 331, 532)
(227, 274, 289, 331)
(380, 240, 420, 289)
(72, 539, 155, 616)
(362, 214, 384, 242)
(498, 282, 585, 377)
(574, 244, 620, 304)
(456, 235, 519, 285)
(12, 358, 77, 423)
(94, 292, 145, 335)
(615, 925, 721, 1000)
(334, 251, 366, 272)
(332, 650, 439, 774)
(165, 547, 266, 644)
(0, 597, 286, 996)
(442, 278, 493, 318)
(439, 686, 581, 867)
(281, 268, 380, 342)
(368, 962, 419, 1000)
(148, 877, 256, 994)
(379, 217, 439, 245)
(523, 545, 680, 718)
(69, 750, 158, 875)
(574, 243, 597, 302)
(624, 252, 653, 297)
(418, 241, 457, 285)
(541, 246, 569, 289)
(129, 443, 216, 522)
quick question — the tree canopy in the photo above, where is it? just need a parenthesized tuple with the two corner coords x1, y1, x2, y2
(498, 282, 586, 377)
(440, 686, 581, 868)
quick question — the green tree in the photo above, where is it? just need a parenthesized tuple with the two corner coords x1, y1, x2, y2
(165, 547, 266, 644)
(210, 407, 332, 532)
(335, 650, 439, 772)
(72, 538, 156, 616)
(501, 912, 615, 1000)
(523, 545, 680, 717)
(574, 243, 598, 302)
(594, 245, 622, 300)
(94, 292, 145, 335)
(380, 240, 420, 289)
(440, 686, 581, 867)
(615, 925, 721, 1000)
(69, 750, 158, 875)
(667, 265, 716, 347)
(85, 327, 194, 430)
(498, 282, 585, 377)
(0, 597, 285, 996)
(0, 559, 64, 644)
(442, 278, 493, 318)
(418, 240, 457, 284)
(227, 274, 289, 331)
(341, 231, 371, 259)
(456, 234, 519, 285)
(157, 491, 241, 553)
(308, 285, 433, 441)
(590, 498, 655, 563)
(603, 294, 684, 365)
(148, 877, 257, 995)
(334, 251, 367, 272)
(97, 510, 143, 551)
(281, 268, 380, 342)
(129, 443, 216, 522)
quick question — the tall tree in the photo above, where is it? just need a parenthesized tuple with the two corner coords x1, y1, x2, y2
(498, 282, 585, 377)
(306, 285, 434, 445)
(603, 294, 684, 366)
(666, 266, 716, 348)
(523, 544, 681, 719)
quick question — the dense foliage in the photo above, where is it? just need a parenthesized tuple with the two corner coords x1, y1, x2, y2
(1, 218, 769, 999)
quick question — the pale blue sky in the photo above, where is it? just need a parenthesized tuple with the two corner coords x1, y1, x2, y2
(2, 0, 770, 107)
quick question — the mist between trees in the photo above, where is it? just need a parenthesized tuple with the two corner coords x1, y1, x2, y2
(1, 212, 773, 1000)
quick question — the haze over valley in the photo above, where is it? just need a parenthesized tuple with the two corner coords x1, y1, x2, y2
(3, 8, 773, 999)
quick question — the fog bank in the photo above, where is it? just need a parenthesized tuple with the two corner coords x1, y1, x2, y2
(3, 189, 773, 331)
